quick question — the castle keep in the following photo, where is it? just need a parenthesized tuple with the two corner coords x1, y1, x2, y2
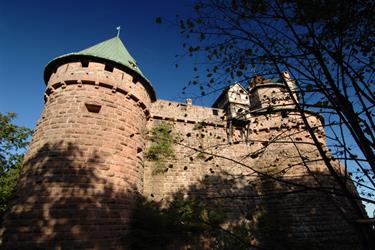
(1, 36, 364, 249)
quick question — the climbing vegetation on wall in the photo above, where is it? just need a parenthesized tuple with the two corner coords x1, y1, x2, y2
(193, 121, 207, 130)
(123, 192, 227, 249)
(196, 152, 206, 160)
(145, 122, 175, 174)
(123, 174, 297, 249)
(123, 192, 289, 249)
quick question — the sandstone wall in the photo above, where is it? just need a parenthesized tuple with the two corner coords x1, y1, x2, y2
(250, 83, 295, 111)
(1, 61, 151, 249)
(1, 66, 364, 249)
(143, 99, 361, 249)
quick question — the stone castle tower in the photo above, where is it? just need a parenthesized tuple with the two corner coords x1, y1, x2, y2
(1, 36, 367, 249)
(1, 37, 156, 248)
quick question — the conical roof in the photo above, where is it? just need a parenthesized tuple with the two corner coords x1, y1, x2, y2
(77, 37, 146, 79)
(44, 36, 155, 101)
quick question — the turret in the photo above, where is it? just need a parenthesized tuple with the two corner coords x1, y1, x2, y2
(1, 36, 155, 249)
(249, 74, 297, 112)
(247, 73, 326, 151)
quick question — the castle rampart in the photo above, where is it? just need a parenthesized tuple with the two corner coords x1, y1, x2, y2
(143, 96, 357, 248)
(0, 36, 365, 249)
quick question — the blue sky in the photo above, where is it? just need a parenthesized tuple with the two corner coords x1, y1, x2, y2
(0, 0, 205, 128)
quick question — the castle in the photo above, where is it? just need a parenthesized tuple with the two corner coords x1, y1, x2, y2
(1, 36, 366, 249)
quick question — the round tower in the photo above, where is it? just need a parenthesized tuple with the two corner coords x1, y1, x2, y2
(245, 74, 363, 248)
(1, 36, 155, 249)
(248, 73, 326, 149)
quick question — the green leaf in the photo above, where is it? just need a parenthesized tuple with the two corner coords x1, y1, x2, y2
(245, 49, 252, 55)
(0, 112, 31, 215)
(306, 84, 313, 92)
(155, 17, 162, 24)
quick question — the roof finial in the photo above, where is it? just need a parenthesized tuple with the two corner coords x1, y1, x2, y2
(116, 26, 121, 38)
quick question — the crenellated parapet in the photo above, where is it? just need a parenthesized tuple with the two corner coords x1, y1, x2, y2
(249, 83, 296, 111)
(45, 60, 153, 118)
(151, 99, 226, 126)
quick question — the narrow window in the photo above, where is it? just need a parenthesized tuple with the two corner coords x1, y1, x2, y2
(212, 110, 219, 116)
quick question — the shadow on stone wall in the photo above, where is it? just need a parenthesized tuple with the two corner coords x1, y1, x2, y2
(0, 142, 367, 249)
(1, 141, 135, 249)
(125, 171, 363, 250)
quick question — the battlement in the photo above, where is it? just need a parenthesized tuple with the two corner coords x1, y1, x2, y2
(151, 99, 226, 127)
(249, 83, 296, 111)
(148, 95, 326, 149)
(45, 61, 152, 118)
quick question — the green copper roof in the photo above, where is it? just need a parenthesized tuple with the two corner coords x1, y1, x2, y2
(77, 37, 147, 79)
(44, 36, 156, 101)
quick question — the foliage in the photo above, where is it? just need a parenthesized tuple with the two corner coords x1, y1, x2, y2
(0, 112, 31, 215)
(197, 152, 206, 160)
(0, 160, 22, 214)
(124, 183, 295, 249)
(157, 0, 375, 219)
(145, 122, 175, 174)
(123, 192, 227, 249)
(155, 0, 374, 245)
(193, 121, 207, 130)
(0, 112, 31, 173)
(124, 176, 295, 249)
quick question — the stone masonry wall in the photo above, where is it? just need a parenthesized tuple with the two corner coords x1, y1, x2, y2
(143, 99, 362, 249)
(1, 61, 151, 249)
(0, 59, 364, 249)
(249, 83, 295, 111)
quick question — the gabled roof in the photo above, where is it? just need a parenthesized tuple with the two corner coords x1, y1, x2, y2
(229, 83, 249, 94)
(44, 36, 156, 101)
(211, 83, 248, 108)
